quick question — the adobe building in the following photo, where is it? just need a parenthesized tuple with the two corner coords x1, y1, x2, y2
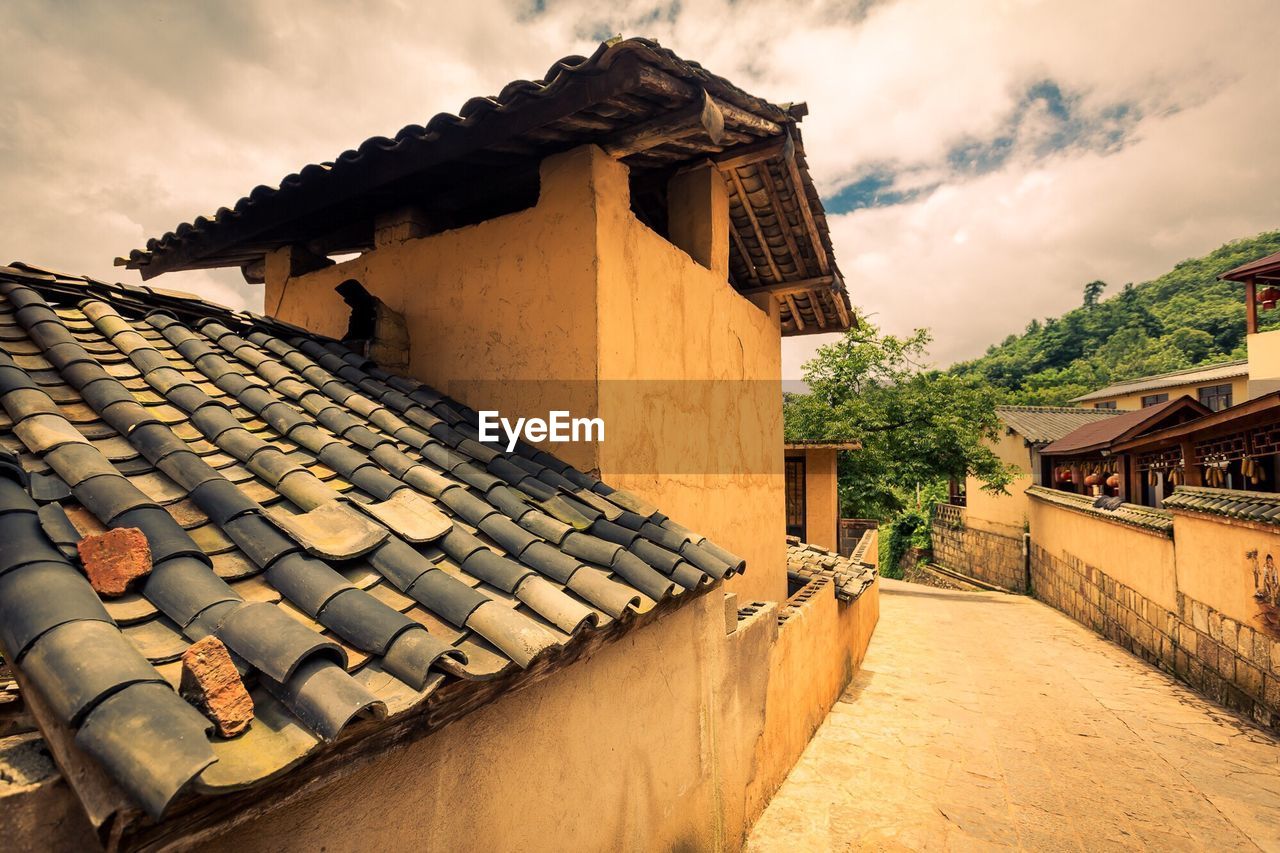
(932, 405, 1120, 591)
(0, 39, 879, 851)
(782, 439, 857, 552)
(1071, 360, 1248, 411)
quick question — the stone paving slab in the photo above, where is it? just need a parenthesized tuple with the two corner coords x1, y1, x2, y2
(747, 579, 1280, 852)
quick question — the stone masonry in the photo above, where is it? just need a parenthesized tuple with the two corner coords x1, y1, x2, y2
(1031, 542, 1280, 731)
(931, 509, 1028, 593)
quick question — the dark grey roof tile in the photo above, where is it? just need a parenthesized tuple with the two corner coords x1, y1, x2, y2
(217, 601, 345, 683)
(261, 656, 385, 742)
(188, 477, 259, 525)
(0, 560, 111, 660)
(21, 619, 166, 724)
(74, 680, 217, 819)
(316, 588, 414, 655)
(36, 502, 81, 556)
(113, 506, 208, 564)
(402, 565, 488, 627)
(0, 501, 73, 573)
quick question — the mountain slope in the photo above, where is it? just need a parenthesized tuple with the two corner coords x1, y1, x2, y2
(949, 230, 1280, 404)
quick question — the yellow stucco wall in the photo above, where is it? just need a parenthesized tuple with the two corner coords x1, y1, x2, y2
(1247, 331, 1280, 399)
(172, 582, 878, 852)
(965, 430, 1032, 537)
(265, 144, 787, 604)
(1028, 498, 1178, 611)
(592, 148, 787, 603)
(1173, 512, 1280, 631)
(785, 448, 838, 552)
(1084, 375, 1248, 411)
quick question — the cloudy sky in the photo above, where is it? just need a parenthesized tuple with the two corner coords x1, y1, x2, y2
(3, 0, 1278, 377)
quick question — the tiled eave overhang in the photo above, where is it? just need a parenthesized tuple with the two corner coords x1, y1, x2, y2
(119, 38, 851, 335)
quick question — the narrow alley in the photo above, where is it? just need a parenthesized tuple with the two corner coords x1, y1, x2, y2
(748, 580, 1280, 851)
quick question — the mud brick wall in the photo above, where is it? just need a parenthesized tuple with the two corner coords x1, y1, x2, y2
(1031, 543, 1280, 731)
(931, 516, 1028, 592)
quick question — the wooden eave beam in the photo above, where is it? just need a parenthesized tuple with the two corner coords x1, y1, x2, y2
(737, 275, 835, 299)
(601, 90, 726, 158)
(728, 225, 761, 287)
(713, 136, 789, 172)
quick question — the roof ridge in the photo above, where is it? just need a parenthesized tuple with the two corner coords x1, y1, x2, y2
(996, 404, 1121, 414)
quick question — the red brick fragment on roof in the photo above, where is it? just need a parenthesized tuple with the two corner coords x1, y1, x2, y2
(180, 635, 254, 738)
(76, 526, 152, 597)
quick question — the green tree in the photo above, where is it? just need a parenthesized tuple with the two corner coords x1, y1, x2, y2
(784, 322, 1018, 521)
(949, 230, 1280, 405)
(1083, 279, 1107, 308)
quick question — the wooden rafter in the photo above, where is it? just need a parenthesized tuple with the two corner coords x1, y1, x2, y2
(728, 223, 761, 287)
(757, 162, 809, 278)
(725, 169, 783, 282)
(784, 293, 805, 331)
(781, 133, 830, 276)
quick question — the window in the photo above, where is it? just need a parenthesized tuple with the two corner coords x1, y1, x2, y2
(1094, 401, 1118, 410)
(948, 476, 967, 507)
(1141, 393, 1169, 407)
(1198, 383, 1233, 411)
(784, 457, 807, 540)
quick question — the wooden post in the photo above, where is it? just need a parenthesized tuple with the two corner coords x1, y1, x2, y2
(1127, 455, 1146, 505)
(1247, 275, 1259, 335)
(1181, 439, 1202, 487)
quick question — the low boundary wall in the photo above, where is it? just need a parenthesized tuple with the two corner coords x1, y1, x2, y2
(931, 506, 1027, 592)
(1028, 486, 1279, 731)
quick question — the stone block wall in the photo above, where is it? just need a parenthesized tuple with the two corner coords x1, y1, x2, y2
(1031, 543, 1280, 731)
(931, 512, 1028, 592)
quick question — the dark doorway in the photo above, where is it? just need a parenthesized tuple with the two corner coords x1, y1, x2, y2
(785, 456, 807, 540)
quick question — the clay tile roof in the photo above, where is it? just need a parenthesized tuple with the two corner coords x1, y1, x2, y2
(119, 37, 851, 336)
(1039, 396, 1212, 456)
(994, 405, 1122, 445)
(0, 263, 744, 834)
(1221, 250, 1280, 282)
(1069, 359, 1248, 403)
(784, 439, 860, 450)
(785, 535, 876, 602)
(1025, 485, 1173, 535)
(1163, 485, 1280, 525)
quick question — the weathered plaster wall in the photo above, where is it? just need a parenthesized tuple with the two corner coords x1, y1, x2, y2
(267, 145, 787, 603)
(574, 146, 785, 604)
(1174, 512, 1280, 632)
(186, 583, 878, 853)
(787, 448, 838, 553)
(964, 430, 1032, 538)
(1028, 496, 1177, 611)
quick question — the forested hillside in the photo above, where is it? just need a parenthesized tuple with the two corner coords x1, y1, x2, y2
(949, 231, 1280, 404)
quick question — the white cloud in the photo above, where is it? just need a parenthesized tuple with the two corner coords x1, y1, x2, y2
(1, 0, 1277, 380)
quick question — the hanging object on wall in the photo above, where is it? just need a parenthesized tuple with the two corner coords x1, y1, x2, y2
(1249, 549, 1280, 638)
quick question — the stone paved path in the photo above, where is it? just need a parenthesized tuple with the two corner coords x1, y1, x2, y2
(747, 579, 1280, 851)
